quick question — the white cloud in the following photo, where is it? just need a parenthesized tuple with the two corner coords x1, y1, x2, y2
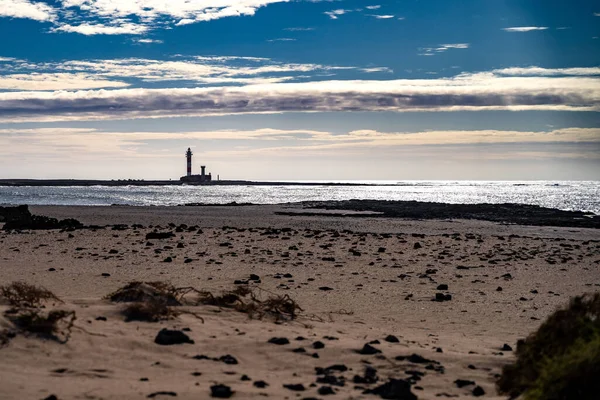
(136, 38, 163, 44)
(0, 0, 57, 22)
(0, 0, 291, 35)
(0, 72, 598, 122)
(0, 73, 129, 90)
(493, 67, 600, 76)
(52, 22, 149, 35)
(419, 43, 469, 56)
(365, 5, 381, 10)
(361, 67, 393, 73)
(594, 12, 600, 16)
(284, 27, 314, 31)
(0, 56, 360, 89)
(267, 38, 296, 42)
(369, 14, 394, 19)
(324, 9, 351, 19)
(503, 26, 548, 32)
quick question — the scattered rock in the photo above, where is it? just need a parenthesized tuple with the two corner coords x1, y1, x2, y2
(254, 380, 268, 388)
(436, 284, 448, 290)
(454, 379, 475, 388)
(313, 341, 325, 349)
(268, 337, 290, 345)
(210, 384, 233, 398)
(384, 335, 400, 343)
(365, 378, 417, 400)
(283, 384, 306, 391)
(357, 343, 381, 355)
(154, 329, 194, 345)
(147, 392, 177, 398)
(146, 232, 175, 240)
(219, 355, 238, 365)
(434, 293, 452, 302)
(472, 386, 485, 397)
(318, 386, 335, 395)
(501, 343, 513, 351)
(319, 287, 334, 291)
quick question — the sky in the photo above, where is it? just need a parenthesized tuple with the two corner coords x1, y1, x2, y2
(0, 0, 599, 181)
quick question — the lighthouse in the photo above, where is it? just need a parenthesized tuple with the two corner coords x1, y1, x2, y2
(185, 148, 193, 177)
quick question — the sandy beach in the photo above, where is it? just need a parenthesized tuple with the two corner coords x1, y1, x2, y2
(1, 204, 599, 400)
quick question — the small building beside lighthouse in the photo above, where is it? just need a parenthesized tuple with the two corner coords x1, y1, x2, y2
(180, 147, 213, 183)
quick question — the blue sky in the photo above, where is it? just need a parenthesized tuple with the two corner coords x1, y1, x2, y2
(0, 0, 599, 180)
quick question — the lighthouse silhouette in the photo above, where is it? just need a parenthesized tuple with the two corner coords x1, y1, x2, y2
(186, 148, 192, 177)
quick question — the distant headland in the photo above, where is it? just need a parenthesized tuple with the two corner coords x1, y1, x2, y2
(0, 147, 379, 187)
(0, 179, 378, 187)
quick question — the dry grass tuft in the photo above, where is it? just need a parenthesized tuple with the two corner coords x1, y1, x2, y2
(6, 308, 76, 343)
(121, 299, 179, 322)
(0, 281, 62, 308)
(106, 281, 183, 305)
(107, 281, 301, 323)
(197, 286, 302, 322)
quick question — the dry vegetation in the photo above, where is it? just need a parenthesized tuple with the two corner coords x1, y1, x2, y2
(107, 281, 302, 323)
(0, 281, 62, 308)
(497, 292, 600, 400)
(5, 309, 76, 343)
(0, 282, 75, 344)
(121, 299, 180, 322)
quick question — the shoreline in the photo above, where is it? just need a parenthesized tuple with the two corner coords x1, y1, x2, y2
(1, 200, 597, 229)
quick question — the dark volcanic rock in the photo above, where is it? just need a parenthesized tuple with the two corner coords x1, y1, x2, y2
(219, 355, 238, 365)
(501, 343, 513, 351)
(1, 205, 83, 231)
(357, 343, 382, 355)
(365, 378, 417, 400)
(254, 380, 268, 388)
(433, 293, 452, 302)
(210, 384, 233, 398)
(384, 335, 400, 343)
(147, 392, 177, 398)
(454, 379, 475, 388)
(268, 337, 290, 345)
(353, 366, 379, 384)
(472, 386, 485, 397)
(283, 384, 306, 391)
(154, 329, 194, 345)
(318, 386, 335, 395)
(146, 231, 175, 240)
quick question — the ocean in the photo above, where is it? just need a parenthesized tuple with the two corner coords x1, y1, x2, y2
(1, 181, 598, 215)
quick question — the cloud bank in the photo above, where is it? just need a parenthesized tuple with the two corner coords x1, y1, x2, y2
(0, 71, 598, 122)
(0, 0, 289, 35)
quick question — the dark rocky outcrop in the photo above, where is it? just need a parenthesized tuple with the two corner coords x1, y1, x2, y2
(1, 205, 83, 231)
(298, 200, 600, 229)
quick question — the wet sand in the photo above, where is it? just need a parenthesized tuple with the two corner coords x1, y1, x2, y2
(1, 204, 599, 399)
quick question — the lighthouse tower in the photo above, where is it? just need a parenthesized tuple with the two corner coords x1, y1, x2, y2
(185, 148, 193, 177)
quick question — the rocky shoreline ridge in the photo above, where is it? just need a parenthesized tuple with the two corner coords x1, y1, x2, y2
(2, 200, 598, 230)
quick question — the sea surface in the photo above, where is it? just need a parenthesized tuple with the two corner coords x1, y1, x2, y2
(0, 181, 599, 215)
